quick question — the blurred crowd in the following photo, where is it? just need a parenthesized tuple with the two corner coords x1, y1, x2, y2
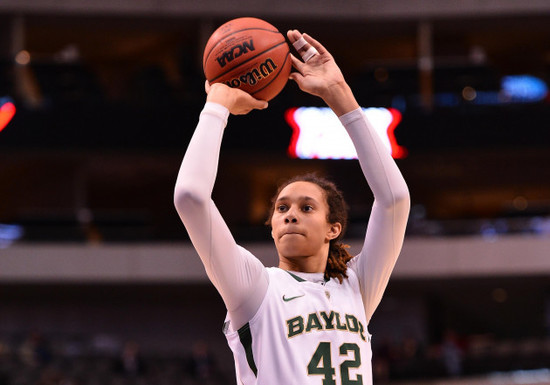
(1, 330, 550, 385)
(372, 330, 550, 383)
(0, 332, 225, 385)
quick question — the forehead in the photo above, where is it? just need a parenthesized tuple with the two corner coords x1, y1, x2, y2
(276, 181, 326, 202)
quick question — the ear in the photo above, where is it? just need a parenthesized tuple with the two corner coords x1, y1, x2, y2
(326, 222, 342, 241)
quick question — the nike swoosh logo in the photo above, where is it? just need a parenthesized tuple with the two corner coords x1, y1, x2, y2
(282, 294, 305, 302)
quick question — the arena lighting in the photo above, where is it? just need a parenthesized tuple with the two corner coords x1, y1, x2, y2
(0, 223, 24, 248)
(501, 75, 548, 102)
(433, 75, 548, 107)
(285, 107, 407, 159)
(0, 97, 16, 133)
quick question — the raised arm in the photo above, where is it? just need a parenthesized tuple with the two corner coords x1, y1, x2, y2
(173, 83, 269, 330)
(342, 109, 410, 323)
(287, 30, 410, 322)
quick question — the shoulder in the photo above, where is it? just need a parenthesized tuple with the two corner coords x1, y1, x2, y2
(334, 268, 361, 292)
(345, 257, 361, 281)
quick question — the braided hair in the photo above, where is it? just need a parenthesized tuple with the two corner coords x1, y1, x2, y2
(266, 173, 353, 283)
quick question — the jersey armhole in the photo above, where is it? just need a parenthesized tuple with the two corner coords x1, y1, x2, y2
(224, 268, 274, 335)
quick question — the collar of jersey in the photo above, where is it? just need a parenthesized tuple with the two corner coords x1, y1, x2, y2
(285, 270, 329, 285)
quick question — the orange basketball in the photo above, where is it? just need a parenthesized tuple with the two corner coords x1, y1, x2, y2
(203, 17, 291, 101)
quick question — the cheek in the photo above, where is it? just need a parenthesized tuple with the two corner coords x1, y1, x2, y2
(270, 216, 281, 235)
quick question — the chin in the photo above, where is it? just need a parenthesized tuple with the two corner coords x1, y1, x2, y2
(275, 243, 296, 257)
(277, 244, 312, 259)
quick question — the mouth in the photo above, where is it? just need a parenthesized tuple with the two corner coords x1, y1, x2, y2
(280, 231, 304, 239)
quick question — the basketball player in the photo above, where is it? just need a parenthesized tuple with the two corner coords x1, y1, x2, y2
(174, 30, 410, 385)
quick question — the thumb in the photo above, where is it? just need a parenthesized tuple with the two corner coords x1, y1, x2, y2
(289, 72, 305, 89)
(255, 99, 269, 110)
(247, 95, 268, 110)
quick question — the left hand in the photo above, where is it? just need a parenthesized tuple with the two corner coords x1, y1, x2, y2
(205, 81, 268, 115)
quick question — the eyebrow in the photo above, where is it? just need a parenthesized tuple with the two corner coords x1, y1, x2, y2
(275, 195, 319, 204)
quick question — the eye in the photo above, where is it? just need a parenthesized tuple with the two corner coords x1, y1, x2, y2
(302, 205, 314, 212)
(276, 204, 288, 212)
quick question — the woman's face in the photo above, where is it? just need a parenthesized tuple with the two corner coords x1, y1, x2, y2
(271, 181, 341, 264)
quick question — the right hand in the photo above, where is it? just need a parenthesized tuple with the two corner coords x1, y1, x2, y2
(205, 81, 268, 115)
(286, 30, 359, 116)
(286, 30, 344, 99)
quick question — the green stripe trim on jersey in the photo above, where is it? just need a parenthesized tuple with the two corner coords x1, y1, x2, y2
(238, 322, 258, 377)
(286, 271, 306, 282)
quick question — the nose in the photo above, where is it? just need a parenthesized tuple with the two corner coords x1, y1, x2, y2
(284, 209, 298, 224)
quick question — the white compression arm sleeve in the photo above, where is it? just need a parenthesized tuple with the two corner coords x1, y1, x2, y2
(340, 108, 410, 323)
(174, 102, 268, 330)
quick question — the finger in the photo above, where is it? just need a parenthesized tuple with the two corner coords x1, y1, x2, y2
(289, 31, 321, 63)
(302, 46, 319, 62)
(245, 94, 269, 110)
(289, 53, 306, 72)
(288, 30, 313, 55)
(289, 69, 309, 93)
(302, 33, 328, 56)
(204, 80, 211, 94)
(289, 31, 309, 53)
(237, 101, 268, 115)
(291, 35, 308, 51)
(254, 99, 269, 110)
(292, 36, 318, 62)
(289, 71, 304, 85)
(286, 29, 302, 44)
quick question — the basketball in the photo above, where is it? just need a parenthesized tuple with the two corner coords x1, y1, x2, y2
(203, 17, 291, 101)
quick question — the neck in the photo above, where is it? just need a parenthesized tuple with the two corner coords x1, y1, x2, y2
(278, 253, 328, 273)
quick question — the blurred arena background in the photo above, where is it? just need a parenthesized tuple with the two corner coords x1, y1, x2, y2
(1, 1, 550, 384)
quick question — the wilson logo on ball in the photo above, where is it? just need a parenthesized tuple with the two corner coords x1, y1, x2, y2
(203, 17, 291, 100)
(225, 58, 277, 88)
(216, 40, 255, 68)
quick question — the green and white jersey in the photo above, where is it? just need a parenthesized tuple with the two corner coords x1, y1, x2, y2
(176, 104, 409, 385)
(224, 267, 372, 385)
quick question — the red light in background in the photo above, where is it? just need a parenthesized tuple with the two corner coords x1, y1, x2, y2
(387, 108, 408, 159)
(285, 107, 300, 158)
(285, 106, 407, 160)
(0, 101, 16, 133)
